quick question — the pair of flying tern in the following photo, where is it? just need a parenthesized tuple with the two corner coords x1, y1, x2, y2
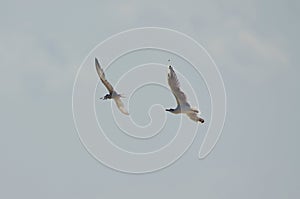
(95, 58, 204, 123)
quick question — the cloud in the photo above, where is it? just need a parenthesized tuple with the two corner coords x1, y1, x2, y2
(238, 30, 288, 65)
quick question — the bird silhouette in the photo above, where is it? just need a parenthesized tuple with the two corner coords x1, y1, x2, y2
(165, 65, 204, 123)
(95, 58, 129, 115)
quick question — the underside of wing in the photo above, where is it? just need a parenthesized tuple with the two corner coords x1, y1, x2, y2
(95, 58, 114, 94)
(114, 97, 129, 115)
(186, 112, 204, 123)
(168, 66, 189, 106)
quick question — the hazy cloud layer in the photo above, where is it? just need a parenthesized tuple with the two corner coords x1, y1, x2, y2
(1, 0, 299, 198)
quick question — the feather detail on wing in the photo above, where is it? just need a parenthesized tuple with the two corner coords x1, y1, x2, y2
(114, 97, 129, 115)
(187, 112, 204, 123)
(95, 58, 114, 94)
(190, 108, 199, 113)
(167, 66, 190, 107)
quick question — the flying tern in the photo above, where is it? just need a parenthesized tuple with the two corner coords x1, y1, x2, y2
(95, 58, 129, 115)
(165, 65, 204, 123)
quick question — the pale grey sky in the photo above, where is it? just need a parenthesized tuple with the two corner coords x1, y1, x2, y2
(1, 0, 299, 198)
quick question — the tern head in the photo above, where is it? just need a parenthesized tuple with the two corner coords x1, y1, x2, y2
(100, 94, 111, 100)
(165, 108, 175, 112)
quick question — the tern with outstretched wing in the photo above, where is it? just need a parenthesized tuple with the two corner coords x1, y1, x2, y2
(165, 65, 204, 123)
(95, 58, 129, 115)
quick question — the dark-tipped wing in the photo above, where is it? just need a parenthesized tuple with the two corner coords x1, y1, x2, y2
(167, 66, 190, 106)
(95, 58, 114, 94)
(187, 112, 204, 123)
(114, 97, 129, 115)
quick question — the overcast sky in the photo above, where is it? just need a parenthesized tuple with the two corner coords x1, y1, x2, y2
(1, 0, 299, 198)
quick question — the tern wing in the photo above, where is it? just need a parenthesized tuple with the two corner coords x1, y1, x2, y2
(187, 112, 204, 123)
(95, 58, 114, 94)
(114, 97, 129, 115)
(167, 66, 190, 107)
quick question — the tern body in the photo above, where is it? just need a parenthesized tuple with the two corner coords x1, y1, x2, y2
(166, 65, 204, 123)
(95, 58, 129, 115)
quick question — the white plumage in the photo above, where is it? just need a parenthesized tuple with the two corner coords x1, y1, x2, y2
(95, 58, 129, 115)
(166, 65, 204, 123)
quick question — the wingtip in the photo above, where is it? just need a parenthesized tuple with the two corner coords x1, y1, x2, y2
(95, 57, 100, 66)
(121, 110, 130, 115)
(95, 58, 103, 73)
(199, 118, 205, 123)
